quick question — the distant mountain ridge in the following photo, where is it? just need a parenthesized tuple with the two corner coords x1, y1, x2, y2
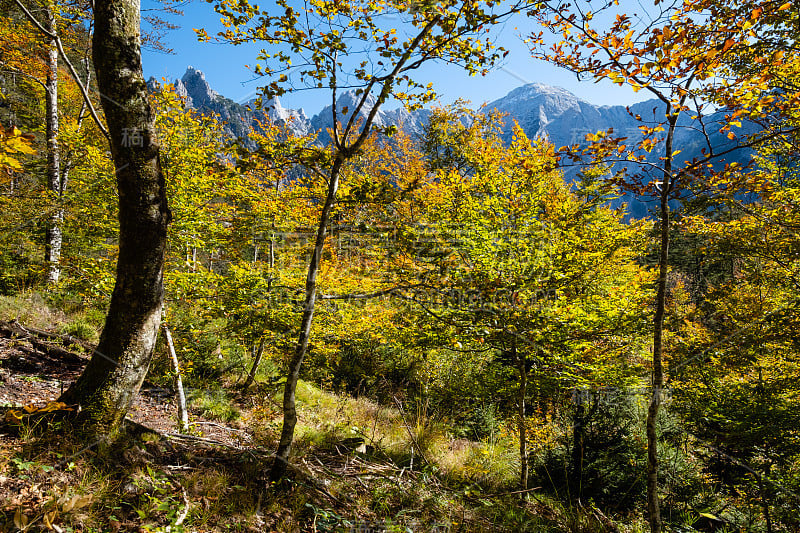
(150, 67, 756, 216)
(150, 67, 431, 143)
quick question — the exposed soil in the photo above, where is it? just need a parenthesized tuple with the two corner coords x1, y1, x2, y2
(0, 321, 537, 532)
(0, 322, 245, 446)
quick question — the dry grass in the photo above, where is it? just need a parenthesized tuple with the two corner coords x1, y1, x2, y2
(278, 381, 520, 489)
(0, 292, 68, 330)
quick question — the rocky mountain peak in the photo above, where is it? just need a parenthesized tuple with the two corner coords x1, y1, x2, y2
(181, 66, 218, 108)
(501, 82, 578, 103)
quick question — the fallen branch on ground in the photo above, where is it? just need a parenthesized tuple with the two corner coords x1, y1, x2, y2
(2, 319, 95, 352)
(163, 432, 243, 449)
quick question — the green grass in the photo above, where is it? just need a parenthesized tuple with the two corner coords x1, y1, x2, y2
(268, 380, 520, 489)
(0, 292, 102, 343)
(187, 388, 241, 422)
(59, 316, 101, 343)
(0, 292, 713, 532)
(0, 292, 68, 329)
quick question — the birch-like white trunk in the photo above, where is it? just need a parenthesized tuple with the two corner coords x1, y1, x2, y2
(44, 9, 62, 285)
(163, 325, 189, 433)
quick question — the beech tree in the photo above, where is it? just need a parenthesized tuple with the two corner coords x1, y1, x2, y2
(59, 0, 170, 437)
(669, 10, 800, 526)
(528, 0, 799, 529)
(10, 0, 108, 284)
(408, 110, 650, 491)
(206, 0, 528, 480)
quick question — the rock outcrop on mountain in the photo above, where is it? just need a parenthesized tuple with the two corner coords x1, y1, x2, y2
(149, 67, 312, 143)
(154, 67, 435, 145)
(309, 90, 431, 145)
(483, 83, 755, 216)
(484, 82, 752, 163)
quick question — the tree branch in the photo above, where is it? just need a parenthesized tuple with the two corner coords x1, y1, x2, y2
(12, 0, 109, 139)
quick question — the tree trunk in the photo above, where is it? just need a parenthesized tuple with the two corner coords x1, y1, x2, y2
(59, 0, 169, 438)
(269, 230, 275, 268)
(270, 155, 343, 481)
(244, 337, 265, 389)
(267, 17, 440, 482)
(646, 107, 679, 533)
(759, 465, 773, 533)
(572, 398, 585, 503)
(515, 340, 528, 492)
(163, 325, 189, 433)
(44, 8, 62, 285)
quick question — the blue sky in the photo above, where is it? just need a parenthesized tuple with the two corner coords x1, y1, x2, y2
(141, 0, 652, 114)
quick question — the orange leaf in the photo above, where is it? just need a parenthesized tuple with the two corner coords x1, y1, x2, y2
(722, 39, 735, 53)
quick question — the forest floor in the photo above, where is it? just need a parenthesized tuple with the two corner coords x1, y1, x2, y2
(0, 310, 634, 532)
(0, 320, 241, 445)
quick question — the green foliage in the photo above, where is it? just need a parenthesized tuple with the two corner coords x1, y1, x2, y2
(187, 388, 241, 422)
(59, 316, 99, 343)
(160, 308, 244, 383)
(452, 403, 502, 441)
(531, 393, 649, 511)
(4, 4, 800, 525)
(409, 106, 652, 417)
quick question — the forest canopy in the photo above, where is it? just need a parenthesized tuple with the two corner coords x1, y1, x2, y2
(0, 0, 799, 531)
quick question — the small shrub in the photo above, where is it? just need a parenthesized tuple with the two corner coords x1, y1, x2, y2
(60, 317, 99, 343)
(531, 392, 648, 512)
(452, 403, 502, 440)
(187, 388, 240, 422)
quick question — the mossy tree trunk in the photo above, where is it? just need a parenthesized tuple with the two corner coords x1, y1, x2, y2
(59, 0, 169, 438)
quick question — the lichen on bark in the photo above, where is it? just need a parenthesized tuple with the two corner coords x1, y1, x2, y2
(59, 0, 169, 439)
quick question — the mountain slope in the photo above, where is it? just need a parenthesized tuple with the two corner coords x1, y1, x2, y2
(153, 68, 757, 217)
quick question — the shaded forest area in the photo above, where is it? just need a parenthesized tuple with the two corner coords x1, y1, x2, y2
(1, 0, 799, 531)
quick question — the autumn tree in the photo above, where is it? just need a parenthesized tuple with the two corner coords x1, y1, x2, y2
(8, 0, 109, 284)
(527, 0, 799, 528)
(406, 109, 651, 491)
(673, 200, 800, 530)
(667, 18, 800, 526)
(207, 0, 528, 480)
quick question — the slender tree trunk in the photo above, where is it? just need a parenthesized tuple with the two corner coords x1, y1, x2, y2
(515, 340, 528, 492)
(759, 466, 773, 533)
(59, 0, 170, 438)
(267, 17, 440, 482)
(572, 398, 585, 503)
(270, 156, 344, 481)
(244, 337, 265, 389)
(646, 108, 679, 533)
(269, 231, 275, 268)
(163, 325, 189, 433)
(44, 9, 62, 285)
(267, 227, 276, 292)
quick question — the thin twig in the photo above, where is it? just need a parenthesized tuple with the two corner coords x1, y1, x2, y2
(163, 432, 241, 449)
(192, 421, 251, 436)
(175, 486, 190, 526)
(392, 396, 431, 469)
